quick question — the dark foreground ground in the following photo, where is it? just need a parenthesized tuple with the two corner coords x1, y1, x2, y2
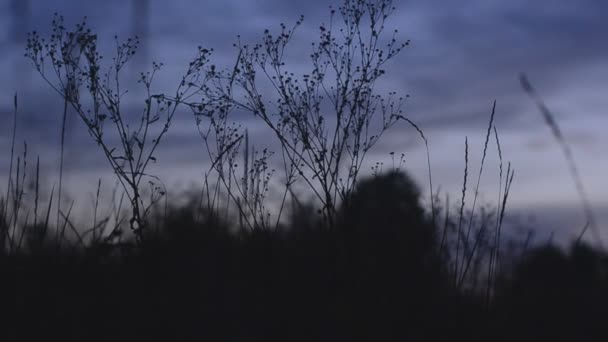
(2, 173, 607, 341)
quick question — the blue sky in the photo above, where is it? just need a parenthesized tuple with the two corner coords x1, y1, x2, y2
(1, 0, 607, 243)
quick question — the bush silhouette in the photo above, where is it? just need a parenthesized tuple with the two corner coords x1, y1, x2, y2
(495, 242, 608, 341)
(340, 171, 433, 247)
(328, 171, 455, 340)
(337, 170, 444, 282)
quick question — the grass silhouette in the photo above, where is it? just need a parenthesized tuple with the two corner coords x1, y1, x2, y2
(3, 169, 607, 341)
(0, 171, 464, 341)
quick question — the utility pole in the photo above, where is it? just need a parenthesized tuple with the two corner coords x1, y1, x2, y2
(10, 0, 31, 90)
(131, 0, 150, 66)
(10, 0, 29, 44)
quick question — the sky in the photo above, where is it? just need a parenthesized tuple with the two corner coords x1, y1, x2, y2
(1, 0, 607, 244)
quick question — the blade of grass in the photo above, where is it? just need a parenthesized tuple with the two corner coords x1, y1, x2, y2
(486, 126, 504, 305)
(93, 178, 102, 242)
(43, 185, 56, 241)
(459, 100, 496, 288)
(16, 210, 31, 253)
(396, 115, 435, 226)
(59, 204, 85, 249)
(57, 95, 69, 235)
(520, 73, 602, 249)
(455, 136, 469, 286)
(4, 93, 18, 222)
(58, 200, 75, 250)
(34, 157, 40, 228)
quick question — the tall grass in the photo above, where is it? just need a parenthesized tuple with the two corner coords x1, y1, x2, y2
(520, 73, 603, 249)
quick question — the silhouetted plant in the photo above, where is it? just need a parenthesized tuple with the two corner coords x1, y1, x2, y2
(521, 74, 603, 249)
(0, 198, 6, 254)
(25, 15, 211, 243)
(184, 0, 426, 229)
(1, 93, 20, 253)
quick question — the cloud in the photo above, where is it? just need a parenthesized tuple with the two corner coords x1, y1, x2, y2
(1, 0, 607, 234)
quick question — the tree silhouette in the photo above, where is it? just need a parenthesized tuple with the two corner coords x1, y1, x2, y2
(495, 242, 608, 340)
(339, 170, 439, 267)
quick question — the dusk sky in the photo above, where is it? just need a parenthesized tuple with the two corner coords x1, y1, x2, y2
(1, 0, 607, 244)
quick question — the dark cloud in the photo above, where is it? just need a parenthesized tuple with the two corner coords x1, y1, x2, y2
(389, 0, 608, 127)
(5, 0, 608, 125)
(3, 0, 607, 140)
(1, 0, 607, 232)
